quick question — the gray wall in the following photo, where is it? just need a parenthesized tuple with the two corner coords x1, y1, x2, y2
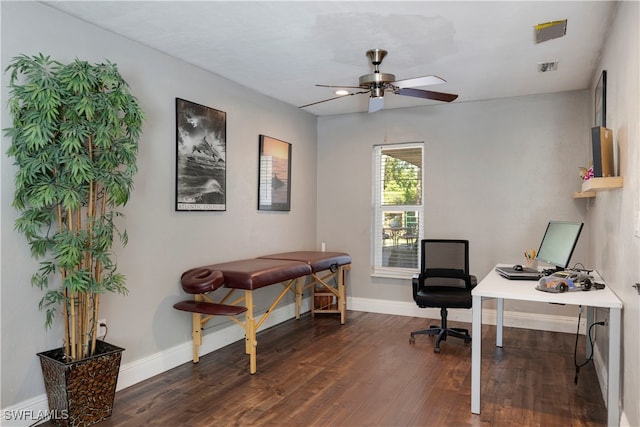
(314, 3, 638, 424)
(1, 1, 638, 425)
(317, 91, 591, 316)
(588, 2, 639, 425)
(1, 2, 318, 406)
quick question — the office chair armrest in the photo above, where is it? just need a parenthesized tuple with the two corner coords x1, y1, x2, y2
(469, 275, 478, 290)
(412, 274, 420, 298)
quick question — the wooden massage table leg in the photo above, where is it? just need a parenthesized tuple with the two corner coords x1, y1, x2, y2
(245, 279, 298, 374)
(308, 265, 350, 323)
(190, 294, 207, 362)
(183, 293, 243, 363)
(338, 265, 350, 325)
(244, 290, 257, 374)
(192, 311, 202, 363)
(295, 276, 305, 319)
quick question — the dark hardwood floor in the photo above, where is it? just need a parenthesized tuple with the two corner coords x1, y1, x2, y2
(47, 311, 607, 426)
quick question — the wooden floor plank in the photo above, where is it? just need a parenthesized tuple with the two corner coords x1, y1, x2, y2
(40, 311, 607, 426)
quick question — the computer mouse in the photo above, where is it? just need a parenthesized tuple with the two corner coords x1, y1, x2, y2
(513, 264, 524, 272)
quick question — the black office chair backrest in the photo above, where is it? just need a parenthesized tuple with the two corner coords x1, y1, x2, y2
(420, 239, 471, 290)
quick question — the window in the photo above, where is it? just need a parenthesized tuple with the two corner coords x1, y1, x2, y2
(372, 142, 423, 277)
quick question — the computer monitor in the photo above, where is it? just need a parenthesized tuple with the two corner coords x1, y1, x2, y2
(535, 221, 584, 271)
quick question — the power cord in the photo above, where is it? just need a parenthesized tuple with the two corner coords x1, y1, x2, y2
(100, 321, 108, 341)
(574, 305, 605, 384)
(570, 262, 593, 274)
(28, 415, 49, 427)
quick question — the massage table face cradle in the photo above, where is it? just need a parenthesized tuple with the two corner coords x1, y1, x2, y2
(174, 251, 351, 374)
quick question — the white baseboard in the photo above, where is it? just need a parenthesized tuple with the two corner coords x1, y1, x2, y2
(118, 297, 309, 390)
(592, 342, 607, 402)
(4, 296, 624, 427)
(1, 299, 309, 427)
(350, 296, 634, 425)
(348, 296, 586, 334)
(1, 394, 49, 427)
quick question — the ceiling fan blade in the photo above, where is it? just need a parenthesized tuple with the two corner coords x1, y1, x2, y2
(394, 75, 446, 89)
(397, 87, 458, 102)
(299, 91, 369, 109)
(368, 96, 384, 113)
(316, 84, 363, 89)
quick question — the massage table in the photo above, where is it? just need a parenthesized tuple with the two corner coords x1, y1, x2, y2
(174, 251, 351, 373)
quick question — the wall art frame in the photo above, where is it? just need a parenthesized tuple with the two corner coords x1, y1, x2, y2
(595, 70, 607, 128)
(258, 135, 291, 211)
(175, 98, 226, 211)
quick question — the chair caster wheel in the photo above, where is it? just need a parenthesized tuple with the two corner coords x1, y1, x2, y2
(434, 347, 441, 353)
(409, 336, 415, 344)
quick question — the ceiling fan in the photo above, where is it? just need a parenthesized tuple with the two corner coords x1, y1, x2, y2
(299, 49, 458, 113)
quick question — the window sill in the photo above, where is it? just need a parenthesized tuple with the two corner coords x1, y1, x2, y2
(371, 270, 417, 280)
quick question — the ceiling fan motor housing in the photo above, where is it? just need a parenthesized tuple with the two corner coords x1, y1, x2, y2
(359, 73, 396, 97)
(299, 48, 458, 110)
(361, 49, 396, 96)
(359, 72, 396, 87)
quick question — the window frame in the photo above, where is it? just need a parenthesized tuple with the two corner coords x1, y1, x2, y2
(371, 142, 424, 279)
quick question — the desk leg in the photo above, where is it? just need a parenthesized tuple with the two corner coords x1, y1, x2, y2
(496, 298, 504, 348)
(471, 294, 482, 414)
(608, 307, 621, 426)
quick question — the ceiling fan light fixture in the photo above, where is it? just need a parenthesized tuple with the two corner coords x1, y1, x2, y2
(335, 89, 349, 96)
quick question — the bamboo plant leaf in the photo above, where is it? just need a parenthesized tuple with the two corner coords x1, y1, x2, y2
(5, 53, 144, 359)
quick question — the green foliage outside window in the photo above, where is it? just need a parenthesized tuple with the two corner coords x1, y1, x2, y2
(383, 156, 421, 205)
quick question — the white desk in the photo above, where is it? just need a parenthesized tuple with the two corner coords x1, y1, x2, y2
(471, 266, 623, 426)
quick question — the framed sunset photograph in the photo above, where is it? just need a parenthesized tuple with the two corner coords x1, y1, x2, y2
(258, 135, 291, 211)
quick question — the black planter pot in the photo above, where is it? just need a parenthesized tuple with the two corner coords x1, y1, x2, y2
(37, 340, 124, 427)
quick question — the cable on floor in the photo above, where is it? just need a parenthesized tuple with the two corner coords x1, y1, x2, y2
(574, 305, 605, 385)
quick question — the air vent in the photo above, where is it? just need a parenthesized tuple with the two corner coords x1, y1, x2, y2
(538, 61, 559, 72)
(535, 20, 567, 43)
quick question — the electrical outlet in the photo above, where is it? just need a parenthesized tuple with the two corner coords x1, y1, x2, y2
(98, 318, 107, 337)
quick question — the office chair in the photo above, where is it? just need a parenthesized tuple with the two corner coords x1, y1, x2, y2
(409, 239, 477, 353)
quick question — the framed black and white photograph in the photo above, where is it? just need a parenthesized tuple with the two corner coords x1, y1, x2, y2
(175, 98, 226, 211)
(595, 70, 607, 127)
(258, 135, 291, 211)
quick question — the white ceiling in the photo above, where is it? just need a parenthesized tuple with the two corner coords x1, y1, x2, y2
(43, 1, 617, 116)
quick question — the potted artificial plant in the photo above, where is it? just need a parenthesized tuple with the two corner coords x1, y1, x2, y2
(4, 54, 144, 426)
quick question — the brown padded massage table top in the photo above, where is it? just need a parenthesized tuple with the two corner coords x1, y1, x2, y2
(179, 251, 350, 294)
(258, 251, 351, 273)
(182, 258, 312, 291)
